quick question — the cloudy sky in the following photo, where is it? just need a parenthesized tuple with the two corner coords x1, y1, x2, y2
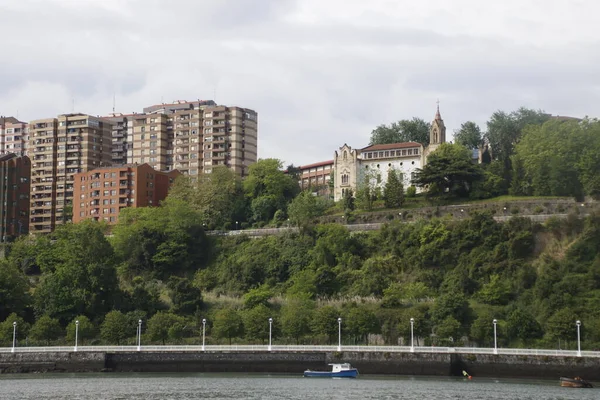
(1, 0, 599, 166)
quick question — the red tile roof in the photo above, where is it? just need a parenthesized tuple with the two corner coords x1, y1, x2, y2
(299, 160, 334, 170)
(361, 142, 422, 152)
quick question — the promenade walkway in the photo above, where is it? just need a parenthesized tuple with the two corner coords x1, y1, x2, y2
(0, 345, 594, 358)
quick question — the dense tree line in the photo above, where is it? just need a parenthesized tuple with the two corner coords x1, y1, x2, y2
(2, 210, 600, 350)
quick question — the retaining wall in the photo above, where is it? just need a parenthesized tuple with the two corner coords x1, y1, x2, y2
(1, 351, 599, 380)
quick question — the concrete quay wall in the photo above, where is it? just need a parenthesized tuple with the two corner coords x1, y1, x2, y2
(1, 351, 599, 380)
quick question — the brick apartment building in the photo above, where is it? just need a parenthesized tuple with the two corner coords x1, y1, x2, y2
(72, 163, 180, 224)
(0, 154, 31, 240)
(29, 114, 113, 233)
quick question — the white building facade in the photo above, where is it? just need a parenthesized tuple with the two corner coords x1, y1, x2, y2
(333, 106, 446, 201)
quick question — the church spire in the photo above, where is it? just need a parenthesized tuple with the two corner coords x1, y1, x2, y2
(435, 99, 442, 120)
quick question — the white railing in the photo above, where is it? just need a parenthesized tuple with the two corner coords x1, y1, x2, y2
(0, 345, 597, 357)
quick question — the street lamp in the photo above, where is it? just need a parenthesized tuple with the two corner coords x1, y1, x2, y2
(235, 221, 239, 230)
(268, 318, 273, 351)
(410, 318, 415, 352)
(11, 322, 16, 353)
(202, 318, 206, 351)
(493, 319, 498, 355)
(576, 320, 582, 357)
(137, 319, 142, 351)
(75, 320, 79, 352)
(337, 318, 342, 351)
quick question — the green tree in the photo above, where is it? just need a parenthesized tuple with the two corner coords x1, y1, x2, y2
(0, 313, 29, 346)
(511, 118, 597, 198)
(111, 200, 210, 279)
(485, 107, 550, 180)
(412, 143, 483, 199)
(0, 259, 30, 321)
(454, 121, 483, 149)
(311, 306, 339, 343)
(370, 118, 430, 146)
(431, 292, 472, 325)
(167, 276, 203, 315)
(545, 308, 579, 342)
(147, 312, 185, 344)
(213, 308, 243, 345)
(29, 315, 63, 345)
(342, 188, 355, 211)
(33, 221, 121, 324)
(242, 285, 273, 309)
(469, 311, 495, 344)
(101, 310, 129, 345)
(344, 306, 380, 344)
(435, 316, 462, 342)
(383, 169, 404, 208)
(287, 191, 329, 228)
(506, 308, 543, 342)
(66, 316, 96, 345)
(166, 166, 246, 229)
(243, 159, 299, 221)
(241, 304, 272, 343)
(475, 275, 511, 305)
(280, 297, 315, 344)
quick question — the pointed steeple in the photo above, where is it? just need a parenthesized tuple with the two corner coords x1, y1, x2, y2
(429, 100, 446, 145)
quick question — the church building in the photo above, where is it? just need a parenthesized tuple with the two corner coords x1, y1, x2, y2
(333, 106, 446, 201)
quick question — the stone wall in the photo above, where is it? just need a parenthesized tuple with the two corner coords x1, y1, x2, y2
(2, 351, 600, 380)
(322, 199, 598, 225)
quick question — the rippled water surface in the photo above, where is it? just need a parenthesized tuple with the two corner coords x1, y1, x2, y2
(0, 373, 597, 400)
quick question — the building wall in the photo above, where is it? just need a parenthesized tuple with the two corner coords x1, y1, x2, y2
(128, 100, 258, 178)
(0, 117, 29, 156)
(29, 114, 112, 234)
(298, 160, 333, 197)
(72, 163, 180, 225)
(333, 145, 360, 201)
(0, 155, 30, 240)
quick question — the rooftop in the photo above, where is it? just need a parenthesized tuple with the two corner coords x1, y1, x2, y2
(361, 142, 423, 152)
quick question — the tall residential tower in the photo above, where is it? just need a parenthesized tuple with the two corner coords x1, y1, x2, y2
(29, 114, 112, 234)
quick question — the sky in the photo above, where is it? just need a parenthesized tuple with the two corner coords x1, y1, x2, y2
(1, 0, 599, 166)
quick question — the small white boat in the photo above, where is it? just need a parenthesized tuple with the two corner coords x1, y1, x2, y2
(303, 363, 359, 378)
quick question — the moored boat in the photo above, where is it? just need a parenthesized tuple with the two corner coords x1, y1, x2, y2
(560, 377, 594, 388)
(304, 363, 359, 378)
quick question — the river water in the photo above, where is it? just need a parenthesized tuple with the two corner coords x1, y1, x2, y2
(0, 373, 597, 400)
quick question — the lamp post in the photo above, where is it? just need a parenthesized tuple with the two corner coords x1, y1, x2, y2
(137, 319, 142, 351)
(202, 318, 206, 351)
(576, 320, 581, 357)
(337, 318, 342, 351)
(493, 319, 498, 355)
(11, 322, 16, 353)
(75, 320, 79, 352)
(268, 318, 273, 351)
(410, 318, 415, 352)
(236, 221, 239, 230)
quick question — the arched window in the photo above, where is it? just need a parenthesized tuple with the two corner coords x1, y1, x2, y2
(343, 151, 348, 160)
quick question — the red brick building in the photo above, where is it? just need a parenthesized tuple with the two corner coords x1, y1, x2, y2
(298, 160, 333, 197)
(0, 154, 31, 240)
(72, 163, 180, 224)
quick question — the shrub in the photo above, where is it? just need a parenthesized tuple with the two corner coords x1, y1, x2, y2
(406, 186, 417, 198)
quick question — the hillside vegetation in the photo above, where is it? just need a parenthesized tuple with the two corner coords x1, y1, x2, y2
(1, 108, 599, 348)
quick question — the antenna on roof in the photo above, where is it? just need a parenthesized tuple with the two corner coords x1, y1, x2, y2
(113, 93, 116, 113)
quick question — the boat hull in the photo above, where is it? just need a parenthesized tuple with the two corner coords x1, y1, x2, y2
(303, 369, 358, 378)
(560, 377, 593, 388)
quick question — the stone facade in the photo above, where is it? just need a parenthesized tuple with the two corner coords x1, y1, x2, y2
(333, 106, 446, 201)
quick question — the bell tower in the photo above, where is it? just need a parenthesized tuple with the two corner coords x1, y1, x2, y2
(430, 100, 446, 145)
